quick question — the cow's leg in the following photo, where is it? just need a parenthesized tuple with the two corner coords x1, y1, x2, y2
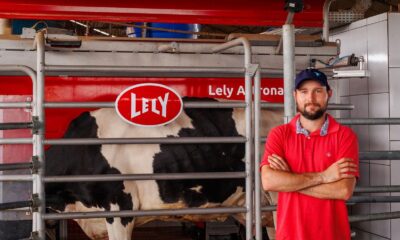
(267, 191, 278, 240)
(105, 204, 135, 240)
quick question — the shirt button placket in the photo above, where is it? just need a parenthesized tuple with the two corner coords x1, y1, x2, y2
(306, 135, 313, 161)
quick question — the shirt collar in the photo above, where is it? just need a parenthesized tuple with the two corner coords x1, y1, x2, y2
(295, 115, 330, 137)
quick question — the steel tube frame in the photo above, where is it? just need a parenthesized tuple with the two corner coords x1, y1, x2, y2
(0, 122, 33, 130)
(213, 37, 253, 240)
(0, 102, 31, 109)
(355, 185, 400, 193)
(283, 24, 296, 123)
(0, 201, 32, 211)
(44, 207, 247, 221)
(0, 66, 37, 111)
(0, 162, 32, 171)
(45, 137, 246, 145)
(0, 138, 33, 144)
(22, 37, 255, 239)
(0, 175, 34, 181)
(44, 102, 351, 110)
(43, 172, 246, 182)
(261, 102, 354, 110)
(323, 0, 336, 42)
(349, 211, 400, 223)
(360, 151, 400, 160)
(275, 11, 295, 55)
(0, 66, 37, 240)
(254, 67, 263, 240)
(46, 65, 246, 75)
(338, 118, 400, 125)
(348, 196, 400, 203)
(32, 31, 46, 239)
(44, 65, 286, 77)
(44, 101, 247, 109)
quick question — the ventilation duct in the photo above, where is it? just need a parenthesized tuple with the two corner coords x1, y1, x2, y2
(329, 0, 373, 24)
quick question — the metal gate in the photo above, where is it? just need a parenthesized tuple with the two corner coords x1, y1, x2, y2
(1, 30, 400, 240)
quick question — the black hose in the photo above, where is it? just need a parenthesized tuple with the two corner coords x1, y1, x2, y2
(0, 162, 32, 171)
(0, 122, 33, 130)
(0, 201, 32, 211)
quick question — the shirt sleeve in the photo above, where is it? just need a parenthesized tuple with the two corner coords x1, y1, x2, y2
(260, 126, 285, 170)
(337, 127, 360, 178)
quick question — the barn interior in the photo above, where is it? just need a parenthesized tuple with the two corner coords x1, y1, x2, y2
(0, 0, 400, 240)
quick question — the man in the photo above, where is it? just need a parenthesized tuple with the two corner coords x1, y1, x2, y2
(260, 68, 359, 240)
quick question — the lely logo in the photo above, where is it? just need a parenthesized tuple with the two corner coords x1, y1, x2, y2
(115, 83, 183, 127)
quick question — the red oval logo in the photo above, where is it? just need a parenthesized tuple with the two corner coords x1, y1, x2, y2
(115, 83, 183, 127)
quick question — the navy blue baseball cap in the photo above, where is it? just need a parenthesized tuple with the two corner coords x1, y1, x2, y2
(295, 69, 330, 91)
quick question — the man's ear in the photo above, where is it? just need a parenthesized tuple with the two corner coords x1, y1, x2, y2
(328, 89, 333, 97)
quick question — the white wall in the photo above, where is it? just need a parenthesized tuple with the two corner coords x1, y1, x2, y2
(330, 12, 400, 240)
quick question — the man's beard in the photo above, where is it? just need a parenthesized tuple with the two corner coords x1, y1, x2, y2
(297, 103, 327, 120)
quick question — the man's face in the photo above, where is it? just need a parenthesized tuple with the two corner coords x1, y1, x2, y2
(293, 79, 332, 120)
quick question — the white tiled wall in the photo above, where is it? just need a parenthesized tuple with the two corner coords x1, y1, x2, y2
(367, 21, 389, 94)
(331, 12, 400, 240)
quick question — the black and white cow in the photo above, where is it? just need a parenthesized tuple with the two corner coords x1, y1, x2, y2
(45, 98, 282, 240)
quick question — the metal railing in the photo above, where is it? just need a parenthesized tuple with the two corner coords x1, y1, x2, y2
(0, 62, 41, 237)
(1, 31, 400, 240)
(1, 35, 258, 240)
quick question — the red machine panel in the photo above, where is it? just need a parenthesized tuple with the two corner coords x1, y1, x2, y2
(0, 76, 283, 145)
(0, 0, 324, 27)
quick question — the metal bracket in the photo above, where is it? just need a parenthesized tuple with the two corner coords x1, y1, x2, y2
(157, 42, 179, 53)
(31, 116, 41, 135)
(245, 64, 259, 78)
(31, 156, 41, 174)
(284, 0, 304, 13)
(30, 194, 40, 212)
(30, 231, 40, 240)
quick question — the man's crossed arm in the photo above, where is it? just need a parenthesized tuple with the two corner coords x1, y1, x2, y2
(261, 155, 357, 200)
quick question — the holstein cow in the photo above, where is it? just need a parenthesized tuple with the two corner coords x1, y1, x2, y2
(45, 98, 282, 240)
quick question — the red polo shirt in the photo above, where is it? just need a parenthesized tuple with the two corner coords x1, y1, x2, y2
(260, 114, 359, 240)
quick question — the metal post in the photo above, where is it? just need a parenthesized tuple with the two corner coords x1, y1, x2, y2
(254, 67, 262, 240)
(212, 37, 253, 240)
(323, 0, 336, 42)
(275, 11, 295, 55)
(243, 39, 253, 240)
(283, 24, 296, 123)
(33, 31, 46, 239)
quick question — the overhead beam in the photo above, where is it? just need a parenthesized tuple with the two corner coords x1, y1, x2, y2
(0, 0, 324, 27)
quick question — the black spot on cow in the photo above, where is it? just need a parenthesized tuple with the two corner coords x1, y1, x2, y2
(153, 98, 245, 207)
(45, 112, 133, 225)
(45, 98, 246, 225)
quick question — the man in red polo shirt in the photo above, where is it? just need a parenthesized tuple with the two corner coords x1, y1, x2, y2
(260, 69, 359, 240)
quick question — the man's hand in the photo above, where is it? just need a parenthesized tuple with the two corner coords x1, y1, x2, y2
(268, 154, 290, 172)
(320, 158, 357, 184)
